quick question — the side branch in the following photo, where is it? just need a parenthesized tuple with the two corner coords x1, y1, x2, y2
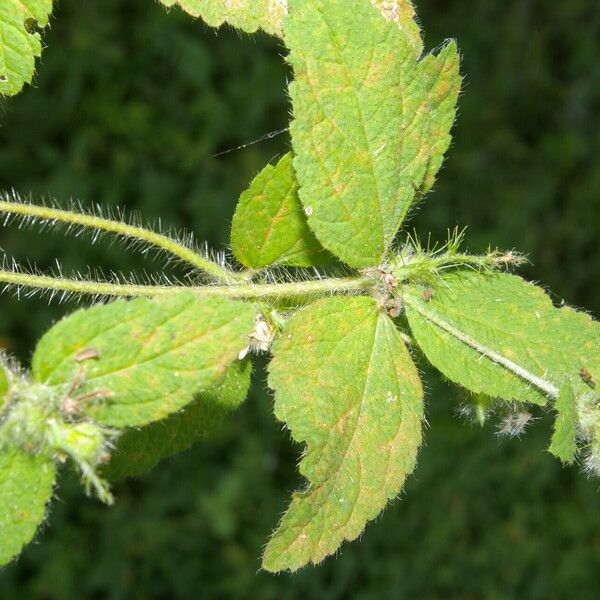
(0, 198, 242, 283)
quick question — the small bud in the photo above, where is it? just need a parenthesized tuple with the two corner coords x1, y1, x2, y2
(62, 397, 79, 415)
(422, 288, 434, 302)
(47, 419, 106, 465)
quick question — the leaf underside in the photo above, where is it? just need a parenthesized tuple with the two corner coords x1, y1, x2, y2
(0, 446, 56, 566)
(231, 153, 330, 268)
(264, 296, 423, 572)
(159, 0, 287, 36)
(406, 272, 600, 407)
(104, 358, 252, 480)
(0, 0, 53, 96)
(284, 0, 461, 267)
(31, 293, 256, 427)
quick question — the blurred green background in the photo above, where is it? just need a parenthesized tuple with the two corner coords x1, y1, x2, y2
(0, 1, 599, 598)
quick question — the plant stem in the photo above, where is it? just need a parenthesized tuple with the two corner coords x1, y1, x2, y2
(0, 245, 522, 303)
(0, 270, 373, 301)
(0, 200, 242, 283)
(391, 249, 525, 281)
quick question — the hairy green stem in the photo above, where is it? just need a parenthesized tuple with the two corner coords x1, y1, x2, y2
(0, 247, 519, 303)
(391, 249, 525, 280)
(0, 270, 373, 301)
(428, 251, 524, 270)
(403, 293, 560, 399)
(0, 201, 242, 283)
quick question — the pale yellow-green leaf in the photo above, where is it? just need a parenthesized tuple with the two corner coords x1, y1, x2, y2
(549, 382, 578, 465)
(159, 0, 286, 36)
(31, 293, 256, 427)
(0, 446, 56, 566)
(0, 0, 53, 96)
(264, 296, 423, 571)
(406, 272, 600, 408)
(284, 0, 427, 266)
(231, 153, 330, 268)
(284, 0, 460, 267)
(159, 0, 423, 41)
(104, 358, 252, 480)
(419, 41, 462, 192)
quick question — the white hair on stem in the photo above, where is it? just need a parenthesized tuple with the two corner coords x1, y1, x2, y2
(0, 190, 243, 284)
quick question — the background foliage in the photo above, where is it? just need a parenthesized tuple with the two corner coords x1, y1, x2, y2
(0, 0, 598, 597)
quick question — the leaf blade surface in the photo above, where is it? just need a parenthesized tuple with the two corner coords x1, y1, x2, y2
(231, 154, 329, 268)
(264, 296, 423, 571)
(104, 358, 252, 479)
(406, 272, 600, 407)
(159, 0, 286, 36)
(284, 0, 426, 266)
(549, 382, 578, 464)
(32, 294, 256, 427)
(419, 41, 462, 192)
(0, 0, 53, 96)
(0, 446, 56, 566)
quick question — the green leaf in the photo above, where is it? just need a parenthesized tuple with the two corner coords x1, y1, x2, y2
(285, 0, 423, 266)
(405, 272, 600, 407)
(284, 0, 457, 267)
(159, 0, 424, 41)
(419, 41, 462, 193)
(104, 358, 252, 480)
(264, 296, 424, 572)
(0, 446, 56, 566)
(0, 0, 53, 96)
(231, 153, 330, 268)
(31, 293, 256, 427)
(549, 382, 578, 465)
(159, 0, 286, 36)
